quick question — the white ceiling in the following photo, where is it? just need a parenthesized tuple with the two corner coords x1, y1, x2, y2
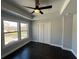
(61, 0, 77, 15)
(9, 0, 76, 20)
(12, 0, 65, 15)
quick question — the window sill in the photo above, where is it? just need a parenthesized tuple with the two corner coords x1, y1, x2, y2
(3, 38, 29, 48)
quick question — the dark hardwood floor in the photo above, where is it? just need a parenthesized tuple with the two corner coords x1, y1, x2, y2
(2, 41, 77, 59)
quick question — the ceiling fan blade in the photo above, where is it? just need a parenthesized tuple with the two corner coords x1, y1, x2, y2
(39, 5, 52, 10)
(24, 6, 35, 9)
(35, 0, 39, 8)
(32, 11, 35, 13)
(40, 11, 43, 14)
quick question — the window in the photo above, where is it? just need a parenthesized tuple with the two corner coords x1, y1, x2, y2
(21, 23, 29, 39)
(3, 20, 29, 46)
(3, 21, 18, 45)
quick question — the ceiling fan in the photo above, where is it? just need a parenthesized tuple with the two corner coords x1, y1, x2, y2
(24, 0, 52, 14)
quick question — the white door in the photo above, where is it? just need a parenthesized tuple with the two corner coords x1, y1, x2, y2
(37, 22, 51, 44)
(43, 22, 51, 44)
(38, 23, 44, 43)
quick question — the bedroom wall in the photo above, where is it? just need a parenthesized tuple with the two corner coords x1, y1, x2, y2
(62, 13, 77, 57)
(32, 16, 62, 47)
(62, 15, 73, 49)
(32, 14, 74, 51)
(72, 14, 77, 56)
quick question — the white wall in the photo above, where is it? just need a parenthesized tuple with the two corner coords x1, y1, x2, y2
(32, 14, 77, 56)
(32, 15, 73, 49)
(63, 15, 73, 49)
(32, 17, 62, 47)
(62, 14, 77, 57)
(72, 14, 77, 56)
(32, 13, 77, 57)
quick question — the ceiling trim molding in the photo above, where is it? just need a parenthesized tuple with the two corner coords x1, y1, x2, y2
(2, 7, 33, 20)
(60, 0, 70, 15)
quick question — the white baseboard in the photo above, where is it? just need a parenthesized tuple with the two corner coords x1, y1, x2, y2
(71, 49, 77, 57)
(62, 47, 77, 57)
(32, 41, 62, 48)
(62, 47, 72, 51)
(2, 40, 31, 58)
(47, 43, 62, 48)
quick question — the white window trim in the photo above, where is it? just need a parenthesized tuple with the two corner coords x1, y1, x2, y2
(20, 22, 29, 40)
(2, 19, 29, 48)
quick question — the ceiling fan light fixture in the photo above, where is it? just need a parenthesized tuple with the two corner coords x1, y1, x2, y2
(23, 0, 52, 15)
(34, 9, 40, 13)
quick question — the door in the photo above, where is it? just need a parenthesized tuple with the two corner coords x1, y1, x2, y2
(38, 22, 51, 44)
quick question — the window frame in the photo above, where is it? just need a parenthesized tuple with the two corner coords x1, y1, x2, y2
(20, 22, 29, 40)
(2, 19, 29, 48)
(3, 20, 19, 47)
